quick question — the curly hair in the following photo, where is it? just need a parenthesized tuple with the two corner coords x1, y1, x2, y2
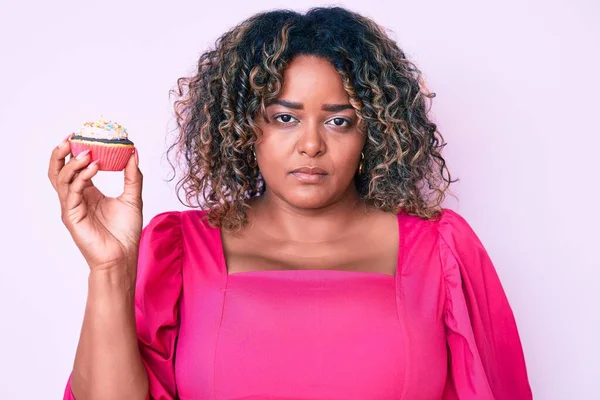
(167, 6, 457, 232)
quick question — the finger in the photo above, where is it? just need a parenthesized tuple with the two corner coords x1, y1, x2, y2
(56, 149, 94, 201)
(48, 133, 75, 191)
(118, 148, 143, 207)
(65, 160, 100, 212)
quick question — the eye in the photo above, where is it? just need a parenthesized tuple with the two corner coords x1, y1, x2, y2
(273, 114, 352, 128)
(327, 117, 351, 128)
(274, 114, 298, 124)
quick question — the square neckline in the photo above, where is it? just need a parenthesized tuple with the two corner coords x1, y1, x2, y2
(215, 211, 406, 280)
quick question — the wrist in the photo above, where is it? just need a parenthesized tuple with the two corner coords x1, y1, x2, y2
(88, 265, 136, 295)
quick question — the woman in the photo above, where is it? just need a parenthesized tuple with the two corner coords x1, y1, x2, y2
(50, 6, 532, 400)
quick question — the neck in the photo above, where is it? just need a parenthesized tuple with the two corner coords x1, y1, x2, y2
(250, 186, 368, 244)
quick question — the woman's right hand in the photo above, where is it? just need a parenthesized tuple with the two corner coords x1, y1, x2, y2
(48, 133, 144, 273)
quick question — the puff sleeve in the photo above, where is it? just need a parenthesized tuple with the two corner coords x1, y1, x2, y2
(63, 211, 183, 400)
(439, 209, 532, 400)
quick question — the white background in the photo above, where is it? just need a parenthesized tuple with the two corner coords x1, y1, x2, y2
(1, 0, 599, 398)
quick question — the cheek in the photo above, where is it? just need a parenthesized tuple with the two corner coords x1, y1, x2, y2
(255, 127, 291, 158)
(256, 140, 289, 171)
(255, 141, 291, 186)
(330, 142, 364, 175)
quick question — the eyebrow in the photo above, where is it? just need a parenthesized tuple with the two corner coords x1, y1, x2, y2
(267, 99, 354, 112)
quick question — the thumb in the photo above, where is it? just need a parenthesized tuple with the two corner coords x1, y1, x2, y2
(119, 148, 143, 206)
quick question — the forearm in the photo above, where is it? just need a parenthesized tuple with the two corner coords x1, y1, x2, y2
(70, 267, 148, 400)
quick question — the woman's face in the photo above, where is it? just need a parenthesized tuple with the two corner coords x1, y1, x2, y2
(254, 55, 365, 209)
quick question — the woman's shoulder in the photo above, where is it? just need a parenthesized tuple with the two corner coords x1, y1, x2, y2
(144, 208, 214, 230)
(139, 208, 222, 271)
(397, 207, 485, 271)
(141, 208, 218, 249)
(398, 207, 476, 238)
(433, 208, 486, 255)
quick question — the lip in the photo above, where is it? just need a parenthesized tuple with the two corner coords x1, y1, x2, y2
(289, 166, 329, 183)
(290, 166, 328, 175)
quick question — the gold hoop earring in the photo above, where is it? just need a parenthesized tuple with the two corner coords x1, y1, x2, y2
(252, 147, 258, 168)
(358, 152, 365, 175)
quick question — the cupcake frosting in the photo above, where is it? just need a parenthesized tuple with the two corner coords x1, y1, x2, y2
(78, 117, 129, 140)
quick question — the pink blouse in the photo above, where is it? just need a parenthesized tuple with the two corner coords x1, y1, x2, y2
(63, 208, 532, 399)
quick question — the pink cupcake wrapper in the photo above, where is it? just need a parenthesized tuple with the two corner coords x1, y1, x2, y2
(70, 141, 134, 171)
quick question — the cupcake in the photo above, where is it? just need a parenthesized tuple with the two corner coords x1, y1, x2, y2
(69, 117, 135, 171)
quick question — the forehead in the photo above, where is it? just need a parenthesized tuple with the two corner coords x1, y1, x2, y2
(277, 55, 349, 104)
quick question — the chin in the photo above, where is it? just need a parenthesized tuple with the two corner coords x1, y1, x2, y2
(283, 190, 333, 209)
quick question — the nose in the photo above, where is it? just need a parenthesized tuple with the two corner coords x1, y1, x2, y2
(296, 122, 326, 157)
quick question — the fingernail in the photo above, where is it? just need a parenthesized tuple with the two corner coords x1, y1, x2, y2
(58, 133, 74, 147)
(76, 149, 90, 160)
(133, 148, 139, 167)
(87, 160, 99, 169)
